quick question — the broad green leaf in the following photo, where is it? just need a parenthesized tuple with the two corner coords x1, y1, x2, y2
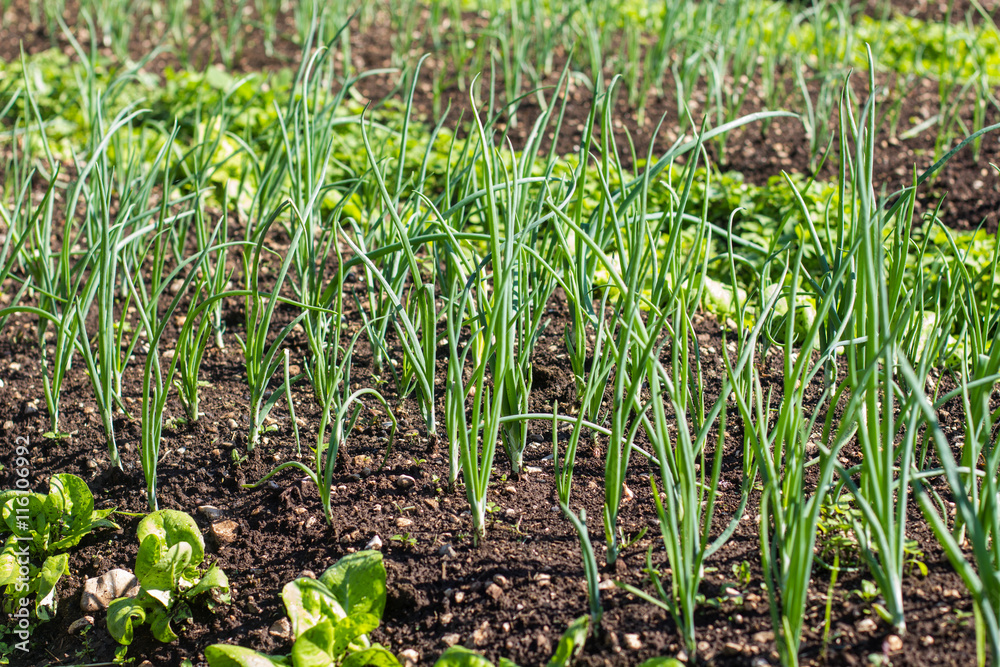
(291, 618, 336, 666)
(282, 578, 347, 638)
(180, 564, 205, 590)
(498, 659, 520, 667)
(0, 491, 21, 510)
(138, 510, 205, 567)
(546, 615, 589, 667)
(136, 533, 165, 581)
(93, 507, 118, 522)
(185, 562, 231, 604)
(340, 646, 403, 667)
(140, 541, 193, 595)
(0, 536, 24, 586)
(149, 603, 181, 643)
(433, 646, 496, 667)
(44, 473, 94, 528)
(2, 493, 45, 539)
(107, 597, 147, 645)
(319, 551, 386, 620)
(145, 587, 174, 609)
(204, 645, 291, 667)
(331, 613, 380, 657)
(636, 659, 684, 667)
(35, 553, 68, 621)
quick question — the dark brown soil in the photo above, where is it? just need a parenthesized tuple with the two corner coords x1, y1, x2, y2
(0, 283, 983, 667)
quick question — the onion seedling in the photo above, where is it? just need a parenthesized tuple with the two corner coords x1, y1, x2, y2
(906, 352, 1000, 665)
(443, 275, 504, 544)
(736, 236, 864, 667)
(237, 203, 309, 450)
(466, 98, 542, 477)
(124, 209, 225, 510)
(358, 106, 438, 437)
(72, 103, 166, 468)
(618, 256, 782, 659)
(175, 207, 231, 422)
(553, 405, 604, 629)
(0, 163, 75, 436)
(245, 361, 398, 525)
(125, 231, 221, 511)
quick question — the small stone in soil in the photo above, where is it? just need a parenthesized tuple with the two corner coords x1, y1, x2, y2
(400, 649, 419, 666)
(365, 535, 383, 550)
(67, 616, 94, 635)
(81, 569, 139, 612)
(442, 633, 461, 647)
(886, 635, 903, 652)
(623, 634, 642, 650)
(210, 520, 239, 546)
(396, 475, 416, 490)
(453, 590, 465, 604)
(269, 617, 292, 640)
(485, 583, 503, 600)
(856, 617, 878, 633)
(722, 642, 743, 656)
(492, 574, 510, 588)
(439, 544, 457, 558)
(395, 517, 413, 528)
(198, 505, 225, 521)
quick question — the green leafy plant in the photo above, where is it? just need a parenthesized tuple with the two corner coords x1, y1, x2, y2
(205, 551, 400, 667)
(390, 533, 417, 549)
(107, 510, 230, 645)
(0, 473, 118, 621)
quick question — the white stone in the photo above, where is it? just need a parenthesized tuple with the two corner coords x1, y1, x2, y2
(81, 570, 139, 612)
(269, 617, 292, 640)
